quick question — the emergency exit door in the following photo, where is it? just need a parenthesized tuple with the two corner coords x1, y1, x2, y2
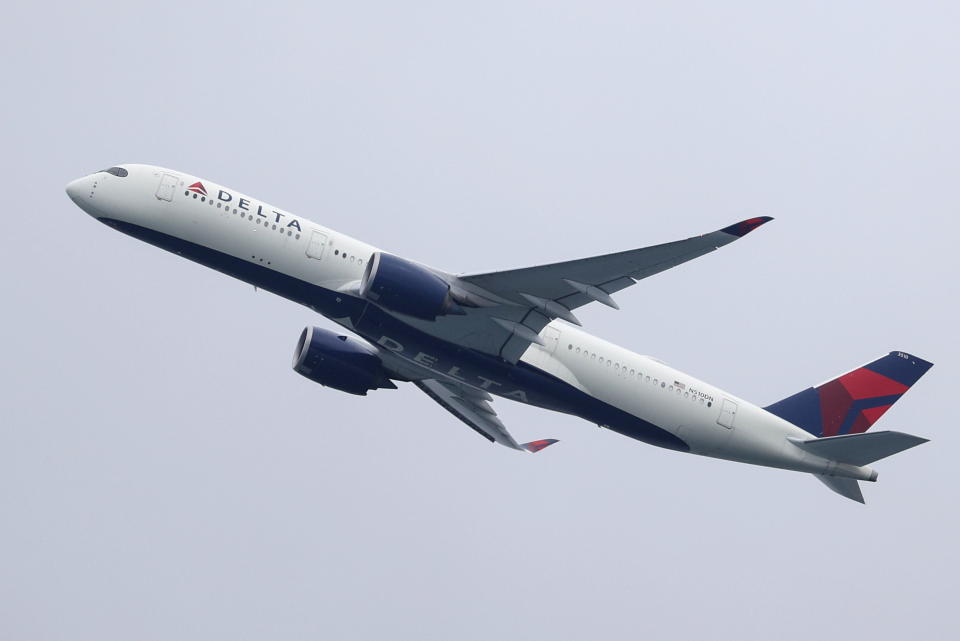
(541, 326, 560, 354)
(717, 398, 737, 429)
(306, 231, 328, 259)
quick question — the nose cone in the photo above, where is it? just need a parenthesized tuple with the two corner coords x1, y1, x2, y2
(66, 176, 89, 206)
(65, 175, 102, 217)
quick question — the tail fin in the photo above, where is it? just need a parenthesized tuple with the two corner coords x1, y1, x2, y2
(765, 351, 932, 437)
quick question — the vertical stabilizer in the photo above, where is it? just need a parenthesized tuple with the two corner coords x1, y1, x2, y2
(765, 352, 932, 437)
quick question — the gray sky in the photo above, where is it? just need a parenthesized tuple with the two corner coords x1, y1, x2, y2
(2, 2, 958, 639)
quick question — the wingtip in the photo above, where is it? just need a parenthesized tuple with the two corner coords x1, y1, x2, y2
(719, 216, 774, 237)
(522, 439, 559, 453)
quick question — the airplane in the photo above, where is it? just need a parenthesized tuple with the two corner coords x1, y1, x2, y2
(66, 165, 934, 503)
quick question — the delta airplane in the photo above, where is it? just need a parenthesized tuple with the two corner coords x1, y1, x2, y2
(66, 165, 934, 503)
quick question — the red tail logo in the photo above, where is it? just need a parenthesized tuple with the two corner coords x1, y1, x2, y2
(187, 181, 208, 196)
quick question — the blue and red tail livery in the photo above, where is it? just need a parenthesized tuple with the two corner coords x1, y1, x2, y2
(765, 352, 933, 437)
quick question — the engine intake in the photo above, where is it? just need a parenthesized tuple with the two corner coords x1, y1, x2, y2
(292, 326, 397, 396)
(359, 252, 464, 321)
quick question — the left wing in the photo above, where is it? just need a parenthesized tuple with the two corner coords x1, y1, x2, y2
(414, 378, 558, 452)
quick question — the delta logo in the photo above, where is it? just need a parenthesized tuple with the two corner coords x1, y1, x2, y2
(187, 180, 304, 232)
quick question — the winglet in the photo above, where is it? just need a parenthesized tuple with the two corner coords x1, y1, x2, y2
(522, 439, 559, 453)
(719, 216, 774, 237)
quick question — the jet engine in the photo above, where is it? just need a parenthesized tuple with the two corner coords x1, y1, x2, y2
(359, 252, 465, 321)
(292, 326, 397, 395)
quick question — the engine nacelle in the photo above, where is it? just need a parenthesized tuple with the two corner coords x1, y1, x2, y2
(292, 327, 397, 396)
(359, 252, 464, 321)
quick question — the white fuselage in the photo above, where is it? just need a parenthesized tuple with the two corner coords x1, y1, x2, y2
(66, 164, 875, 481)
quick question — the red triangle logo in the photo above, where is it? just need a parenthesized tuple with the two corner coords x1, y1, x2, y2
(187, 181, 208, 196)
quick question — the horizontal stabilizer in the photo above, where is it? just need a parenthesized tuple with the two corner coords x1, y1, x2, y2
(815, 474, 865, 503)
(522, 439, 559, 453)
(790, 430, 928, 466)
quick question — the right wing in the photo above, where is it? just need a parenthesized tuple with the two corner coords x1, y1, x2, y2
(448, 217, 773, 361)
(460, 217, 773, 316)
(414, 378, 558, 453)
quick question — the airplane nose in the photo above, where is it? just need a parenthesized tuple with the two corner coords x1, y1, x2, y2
(65, 177, 89, 206)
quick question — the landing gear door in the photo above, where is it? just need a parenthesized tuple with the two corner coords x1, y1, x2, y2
(155, 173, 179, 202)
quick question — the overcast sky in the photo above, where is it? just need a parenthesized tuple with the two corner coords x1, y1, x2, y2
(2, 2, 958, 640)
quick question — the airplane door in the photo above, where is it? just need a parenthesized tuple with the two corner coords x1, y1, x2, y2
(155, 173, 179, 201)
(542, 326, 560, 354)
(306, 231, 328, 259)
(717, 398, 737, 429)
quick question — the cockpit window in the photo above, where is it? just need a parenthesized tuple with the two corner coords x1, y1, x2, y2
(98, 167, 128, 177)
